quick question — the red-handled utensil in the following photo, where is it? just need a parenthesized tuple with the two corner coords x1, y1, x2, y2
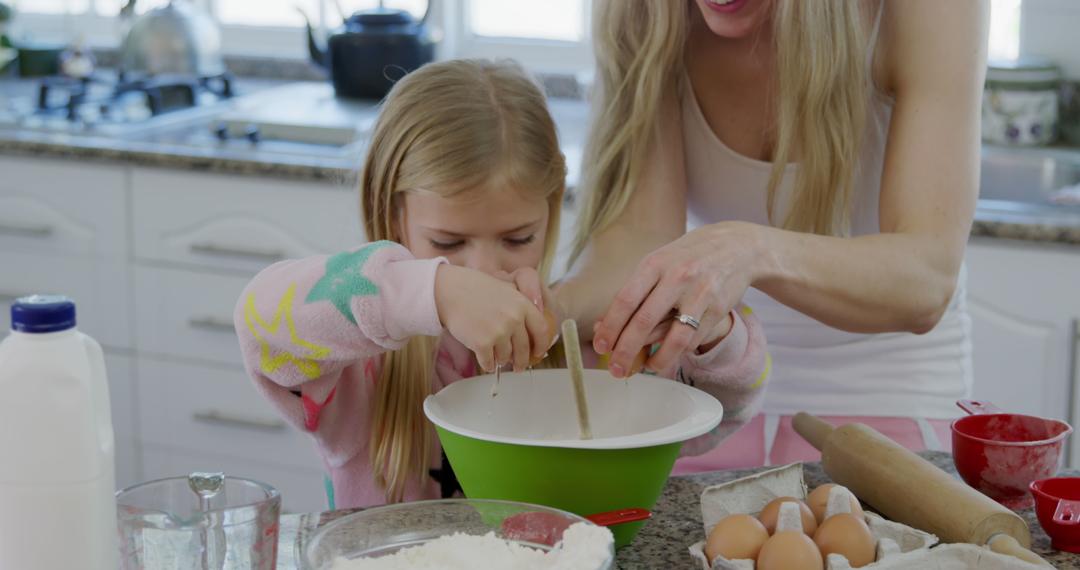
(585, 508, 652, 527)
(501, 507, 652, 547)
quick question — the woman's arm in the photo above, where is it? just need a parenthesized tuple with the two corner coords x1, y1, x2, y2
(594, 0, 989, 374)
(753, 0, 988, 333)
(554, 91, 688, 339)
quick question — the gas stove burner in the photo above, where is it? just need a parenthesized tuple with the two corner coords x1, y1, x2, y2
(33, 71, 233, 126)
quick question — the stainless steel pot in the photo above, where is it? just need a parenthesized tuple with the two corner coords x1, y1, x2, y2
(120, 0, 224, 76)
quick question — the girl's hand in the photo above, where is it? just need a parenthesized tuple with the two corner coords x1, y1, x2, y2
(592, 222, 760, 377)
(492, 267, 560, 358)
(491, 267, 547, 313)
(435, 265, 548, 373)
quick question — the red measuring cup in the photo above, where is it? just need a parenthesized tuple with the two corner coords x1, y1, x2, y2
(952, 400, 1072, 509)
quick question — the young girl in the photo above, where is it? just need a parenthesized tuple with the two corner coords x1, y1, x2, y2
(234, 59, 770, 508)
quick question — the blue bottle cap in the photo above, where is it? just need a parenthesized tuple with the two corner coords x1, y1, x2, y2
(11, 295, 76, 333)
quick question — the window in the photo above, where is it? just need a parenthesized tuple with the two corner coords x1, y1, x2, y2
(94, 0, 170, 16)
(453, 0, 591, 71)
(989, 0, 1022, 61)
(216, 0, 319, 28)
(11, 0, 89, 14)
(332, 0, 430, 21)
(7, 0, 592, 72)
(216, 0, 430, 27)
(467, 0, 585, 42)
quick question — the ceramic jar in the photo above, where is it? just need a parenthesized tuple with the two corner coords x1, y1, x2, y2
(982, 57, 1061, 146)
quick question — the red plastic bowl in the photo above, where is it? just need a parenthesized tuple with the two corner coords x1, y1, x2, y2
(1031, 478, 1080, 553)
(952, 401, 1071, 509)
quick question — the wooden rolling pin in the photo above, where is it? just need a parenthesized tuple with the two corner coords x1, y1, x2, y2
(793, 412, 1052, 567)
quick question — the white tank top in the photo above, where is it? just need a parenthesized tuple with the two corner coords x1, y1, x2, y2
(681, 4, 972, 419)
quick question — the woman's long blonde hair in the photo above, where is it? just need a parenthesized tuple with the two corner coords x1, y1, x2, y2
(570, 0, 869, 266)
(360, 59, 566, 502)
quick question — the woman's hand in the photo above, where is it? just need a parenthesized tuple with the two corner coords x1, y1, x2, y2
(435, 265, 548, 373)
(592, 222, 761, 377)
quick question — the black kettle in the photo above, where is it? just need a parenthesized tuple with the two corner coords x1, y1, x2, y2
(305, 1, 437, 100)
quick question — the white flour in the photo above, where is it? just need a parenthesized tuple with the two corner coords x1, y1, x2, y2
(328, 522, 613, 570)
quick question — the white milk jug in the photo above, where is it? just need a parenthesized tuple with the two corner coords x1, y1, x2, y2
(0, 295, 117, 569)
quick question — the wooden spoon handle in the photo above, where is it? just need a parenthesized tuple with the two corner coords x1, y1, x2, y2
(561, 319, 592, 440)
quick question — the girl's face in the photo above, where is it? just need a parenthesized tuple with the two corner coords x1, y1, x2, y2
(399, 185, 550, 276)
(692, 0, 772, 39)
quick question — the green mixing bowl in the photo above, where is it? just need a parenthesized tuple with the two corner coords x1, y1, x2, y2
(424, 369, 724, 548)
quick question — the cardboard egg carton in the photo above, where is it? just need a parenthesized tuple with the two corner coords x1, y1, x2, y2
(688, 464, 1044, 569)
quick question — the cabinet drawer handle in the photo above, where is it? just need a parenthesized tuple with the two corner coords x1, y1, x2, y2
(192, 409, 287, 432)
(188, 316, 236, 333)
(0, 222, 54, 238)
(190, 242, 285, 262)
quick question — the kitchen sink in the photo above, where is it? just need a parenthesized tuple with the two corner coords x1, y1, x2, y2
(979, 145, 1080, 218)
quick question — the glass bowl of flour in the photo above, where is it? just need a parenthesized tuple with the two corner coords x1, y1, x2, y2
(302, 499, 614, 570)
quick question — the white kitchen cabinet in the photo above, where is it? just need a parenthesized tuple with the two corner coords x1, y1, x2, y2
(127, 166, 358, 501)
(965, 238, 1080, 467)
(137, 357, 325, 472)
(0, 156, 127, 258)
(0, 157, 131, 349)
(105, 352, 140, 490)
(131, 168, 360, 274)
(0, 154, 359, 510)
(133, 266, 249, 366)
(0, 251, 132, 349)
(136, 355, 329, 511)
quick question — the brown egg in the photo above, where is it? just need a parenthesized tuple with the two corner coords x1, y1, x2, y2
(757, 497, 817, 536)
(757, 530, 824, 570)
(629, 346, 649, 375)
(596, 346, 650, 376)
(704, 514, 769, 563)
(807, 484, 865, 523)
(813, 513, 876, 568)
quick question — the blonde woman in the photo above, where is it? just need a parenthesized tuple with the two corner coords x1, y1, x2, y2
(558, 1, 988, 471)
(233, 59, 767, 506)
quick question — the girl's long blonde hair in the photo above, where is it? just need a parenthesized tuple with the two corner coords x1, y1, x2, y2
(360, 59, 566, 502)
(570, 0, 868, 266)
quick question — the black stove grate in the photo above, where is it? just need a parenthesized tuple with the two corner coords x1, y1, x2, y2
(35, 72, 233, 121)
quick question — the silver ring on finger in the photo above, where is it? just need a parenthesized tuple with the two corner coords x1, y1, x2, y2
(675, 313, 701, 330)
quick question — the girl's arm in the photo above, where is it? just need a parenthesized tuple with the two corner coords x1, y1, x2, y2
(234, 241, 548, 439)
(234, 241, 446, 393)
(656, 304, 769, 456)
(230, 241, 446, 478)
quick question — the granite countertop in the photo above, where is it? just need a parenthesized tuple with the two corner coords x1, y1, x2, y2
(0, 75, 363, 182)
(0, 73, 589, 184)
(1, 74, 1079, 246)
(273, 451, 1080, 569)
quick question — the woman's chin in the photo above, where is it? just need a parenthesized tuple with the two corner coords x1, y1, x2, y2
(694, 0, 768, 40)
